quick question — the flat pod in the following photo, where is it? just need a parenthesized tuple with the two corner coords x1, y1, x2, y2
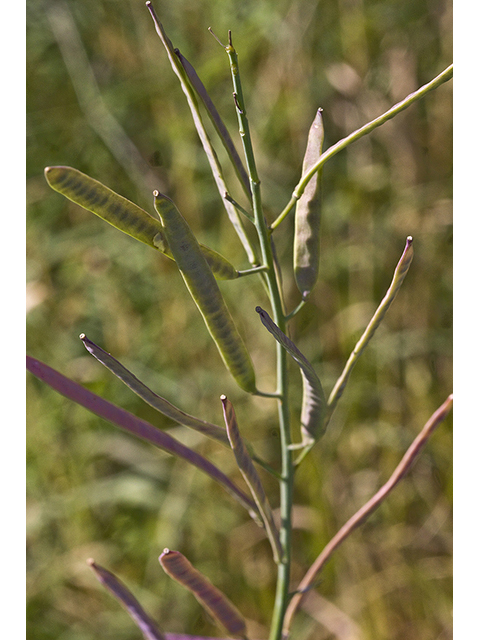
(80, 334, 230, 446)
(159, 549, 248, 638)
(256, 306, 326, 445)
(87, 560, 166, 640)
(44, 166, 239, 280)
(221, 395, 282, 563)
(153, 190, 257, 393)
(293, 108, 324, 299)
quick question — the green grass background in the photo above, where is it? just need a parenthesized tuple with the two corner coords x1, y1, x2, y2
(27, 0, 452, 638)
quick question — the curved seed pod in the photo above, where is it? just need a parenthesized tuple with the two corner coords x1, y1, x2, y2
(327, 236, 414, 421)
(80, 334, 229, 446)
(193, 242, 239, 280)
(159, 549, 248, 639)
(256, 306, 326, 445)
(26, 355, 261, 521)
(293, 108, 324, 299)
(87, 559, 165, 640)
(153, 190, 257, 394)
(221, 395, 282, 563)
(174, 48, 251, 198)
(44, 165, 239, 280)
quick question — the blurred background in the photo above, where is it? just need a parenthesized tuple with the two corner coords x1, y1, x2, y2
(26, 0, 452, 638)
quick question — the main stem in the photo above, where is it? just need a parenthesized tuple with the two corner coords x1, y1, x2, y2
(226, 34, 294, 640)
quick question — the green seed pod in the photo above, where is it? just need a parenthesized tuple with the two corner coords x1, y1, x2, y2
(45, 165, 166, 248)
(153, 190, 257, 393)
(159, 549, 248, 638)
(44, 165, 239, 280)
(256, 306, 326, 445)
(294, 108, 324, 299)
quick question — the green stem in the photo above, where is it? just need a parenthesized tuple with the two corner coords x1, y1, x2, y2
(271, 64, 453, 230)
(219, 30, 294, 639)
(284, 298, 307, 322)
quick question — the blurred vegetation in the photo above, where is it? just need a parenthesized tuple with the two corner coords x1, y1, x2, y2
(27, 0, 452, 638)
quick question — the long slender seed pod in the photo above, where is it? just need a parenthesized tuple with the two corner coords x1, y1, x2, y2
(256, 307, 326, 445)
(26, 356, 261, 522)
(293, 108, 324, 299)
(87, 559, 165, 640)
(153, 190, 257, 393)
(221, 395, 282, 562)
(44, 165, 239, 280)
(80, 334, 229, 446)
(326, 236, 414, 425)
(159, 549, 248, 639)
(174, 48, 251, 198)
(146, 2, 258, 266)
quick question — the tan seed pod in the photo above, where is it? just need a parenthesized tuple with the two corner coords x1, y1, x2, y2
(293, 108, 324, 299)
(159, 549, 248, 638)
(221, 395, 282, 562)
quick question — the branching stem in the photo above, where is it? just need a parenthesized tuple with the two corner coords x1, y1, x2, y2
(271, 64, 453, 230)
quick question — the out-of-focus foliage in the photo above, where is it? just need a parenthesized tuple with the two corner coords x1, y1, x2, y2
(27, 0, 452, 638)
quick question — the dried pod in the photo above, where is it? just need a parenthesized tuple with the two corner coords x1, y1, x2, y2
(293, 108, 324, 299)
(159, 549, 248, 638)
(256, 306, 326, 445)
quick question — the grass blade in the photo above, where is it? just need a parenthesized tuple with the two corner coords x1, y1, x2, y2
(87, 559, 165, 640)
(26, 356, 261, 522)
(221, 395, 282, 562)
(159, 549, 248, 639)
(80, 334, 229, 446)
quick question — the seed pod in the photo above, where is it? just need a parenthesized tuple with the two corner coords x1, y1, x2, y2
(221, 395, 282, 562)
(159, 549, 248, 638)
(153, 190, 257, 394)
(44, 165, 239, 280)
(80, 334, 230, 446)
(256, 306, 326, 445)
(294, 108, 324, 299)
(87, 559, 165, 640)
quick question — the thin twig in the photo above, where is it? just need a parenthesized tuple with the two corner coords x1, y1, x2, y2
(282, 394, 453, 637)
